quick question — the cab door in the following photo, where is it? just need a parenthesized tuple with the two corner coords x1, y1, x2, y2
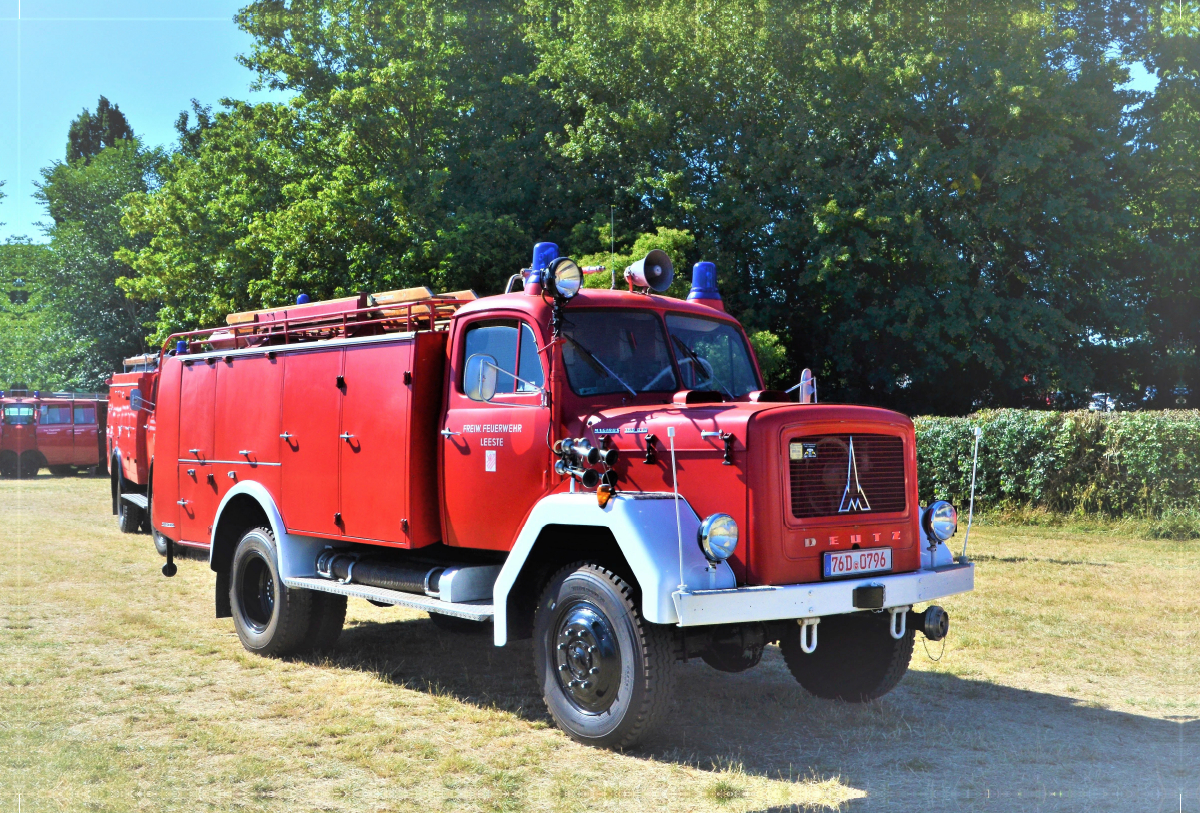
(280, 348, 343, 537)
(441, 318, 550, 551)
(177, 360, 217, 545)
(37, 403, 73, 466)
(71, 403, 99, 466)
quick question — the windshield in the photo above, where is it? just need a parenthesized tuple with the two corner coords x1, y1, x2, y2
(664, 313, 760, 397)
(3, 405, 34, 425)
(561, 311, 678, 396)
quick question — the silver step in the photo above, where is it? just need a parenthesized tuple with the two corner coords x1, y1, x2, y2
(121, 493, 149, 510)
(284, 576, 494, 622)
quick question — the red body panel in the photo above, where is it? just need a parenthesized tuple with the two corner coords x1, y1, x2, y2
(36, 402, 74, 465)
(154, 332, 445, 550)
(107, 371, 159, 485)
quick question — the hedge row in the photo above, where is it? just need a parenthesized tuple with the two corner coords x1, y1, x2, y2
(913, 410, 1200, 517)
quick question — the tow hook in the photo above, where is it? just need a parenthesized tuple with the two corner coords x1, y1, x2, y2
(907, 605, 949, 641)
(796, 617, 819, 653)
(887, 605, 910, 639)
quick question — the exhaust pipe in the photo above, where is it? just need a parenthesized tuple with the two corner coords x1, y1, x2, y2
(316, 550, 444, 597)
(908, 605, 950, 641)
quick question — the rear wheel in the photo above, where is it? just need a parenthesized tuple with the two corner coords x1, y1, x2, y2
(18, 452, 40, 478)
(48, 465, 73, 477)
(781, 611, 914, 702)
(229, 527, 311, 657)
(0, 453, 16, 479)
(301, 591, 347, 654)
(533, 563, 676, 749)
(118, 500, 143, 534)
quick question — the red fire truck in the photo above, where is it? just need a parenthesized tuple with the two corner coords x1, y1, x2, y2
(107, 354, 161, 538)
(145, 244, 973, 748)
(0, 389, 106, 478)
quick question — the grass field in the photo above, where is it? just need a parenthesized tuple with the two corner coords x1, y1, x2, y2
(2, 476, 1196, 812)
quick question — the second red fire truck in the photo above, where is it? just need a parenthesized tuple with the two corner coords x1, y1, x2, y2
(134, 244, 973, 748)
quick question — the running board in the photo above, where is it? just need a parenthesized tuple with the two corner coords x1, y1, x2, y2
(121, 493, 149, 510)
(283, 576, 494, 622)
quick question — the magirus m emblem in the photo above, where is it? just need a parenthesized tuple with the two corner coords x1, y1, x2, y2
(838, 436, 871, 513)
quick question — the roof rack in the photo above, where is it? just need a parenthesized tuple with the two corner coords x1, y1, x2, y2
(164, 289, 478, 356)
(122, 353, 160, 372)
(0, 390, 106, 401)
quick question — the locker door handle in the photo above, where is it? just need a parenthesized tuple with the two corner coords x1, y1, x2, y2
(176, 499, 189, 506)
(238, 450, 253, 456)
(279, 433, 293, 440)
(339, 433, 354, 440)
(188, 448, 201, 455)
(440, 429, 461, 437)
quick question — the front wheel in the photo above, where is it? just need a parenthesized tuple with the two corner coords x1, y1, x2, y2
(229, 527, 311, 657)
(533, 563, 676, 749)
(780, 611, 914, 702)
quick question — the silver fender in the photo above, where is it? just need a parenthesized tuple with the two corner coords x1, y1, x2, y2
(492, 492, 736, 646)
(209, 481, 346, 578)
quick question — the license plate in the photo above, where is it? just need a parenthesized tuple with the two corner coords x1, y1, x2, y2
(824, 548, 892, 579)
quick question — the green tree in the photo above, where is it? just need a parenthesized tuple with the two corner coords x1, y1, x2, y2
(123, 1, 585, 340)
(67, 96, 135, 164)
(37, 135, 163, 389)
(0, 239, 64, 388)
(529, 0, 1149, 412)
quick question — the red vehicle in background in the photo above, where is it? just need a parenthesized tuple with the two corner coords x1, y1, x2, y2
(141, 244, 973, 748)
(107, 354, 160, 537)
(0, 389, 106, 478)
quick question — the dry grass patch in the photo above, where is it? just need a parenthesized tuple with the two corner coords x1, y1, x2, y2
(2, 476, 1194, 812)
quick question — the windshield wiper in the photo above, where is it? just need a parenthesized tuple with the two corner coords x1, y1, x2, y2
(671, 335, 734, 399)
(563, 335, 638, 396)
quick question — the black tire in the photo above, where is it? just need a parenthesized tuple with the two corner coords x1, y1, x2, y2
(153, 531, 169, 556)
(48, 465, 74, 477)
(18, 452, 40, 478)
(0, 453, 16, 479)
(781, 611, 914, 702)
(533, 563, 676, 749)
(301, 591, 347, 654)
(428, 611, 490, 635)
(118, 501, 143, 534)
(229, 527, 312, 657)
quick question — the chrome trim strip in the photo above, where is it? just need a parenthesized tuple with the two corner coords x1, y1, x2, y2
(176, 459, 282, 466)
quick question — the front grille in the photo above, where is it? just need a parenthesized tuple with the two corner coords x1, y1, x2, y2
(789, 433, 907, 519)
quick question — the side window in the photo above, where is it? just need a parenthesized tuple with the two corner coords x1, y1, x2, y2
(74, 405, 97, 425)
(462, 321, 518, 395)
(39, 405, 72, 425)
(517, 323, 544, 392)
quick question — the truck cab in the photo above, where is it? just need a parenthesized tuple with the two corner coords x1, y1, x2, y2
(146, 244, 973, 749)
(107, 354, 160, 537)
(1, 390, 106, 478)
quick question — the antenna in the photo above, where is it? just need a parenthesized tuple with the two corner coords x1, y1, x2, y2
(609, 205, 616, 290)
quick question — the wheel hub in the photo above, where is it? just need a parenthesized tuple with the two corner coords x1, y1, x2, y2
(239, 554, 275, 632)
(553, 602, 620, 713)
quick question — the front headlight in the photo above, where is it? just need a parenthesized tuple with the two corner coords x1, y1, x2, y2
(923, 501, 958, 542)
(698, 513, 738, 562)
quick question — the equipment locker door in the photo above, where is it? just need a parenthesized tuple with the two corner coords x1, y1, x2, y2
(71, 403, 99, 466)
(281, 348, 343, 537)
(214, 355, 283, 497)
(177, 361, 218, 545)
(36, 403, 73, 466)
(338, 341, 412, 544)
(441, 319, 550, 550)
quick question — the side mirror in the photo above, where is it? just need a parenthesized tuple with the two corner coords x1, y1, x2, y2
(464, 354, 499, 402)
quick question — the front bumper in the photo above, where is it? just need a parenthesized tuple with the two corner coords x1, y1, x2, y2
(671, 561, 974, 627)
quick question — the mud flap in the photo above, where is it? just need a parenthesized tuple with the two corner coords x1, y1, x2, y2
(215, 570, 232, 618)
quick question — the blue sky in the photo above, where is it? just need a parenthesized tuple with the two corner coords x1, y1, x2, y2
(0, 0, 284, 242)
(0, 2, 1161, 245)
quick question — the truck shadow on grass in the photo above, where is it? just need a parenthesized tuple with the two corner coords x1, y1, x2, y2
(325, 614, 1195, 812)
